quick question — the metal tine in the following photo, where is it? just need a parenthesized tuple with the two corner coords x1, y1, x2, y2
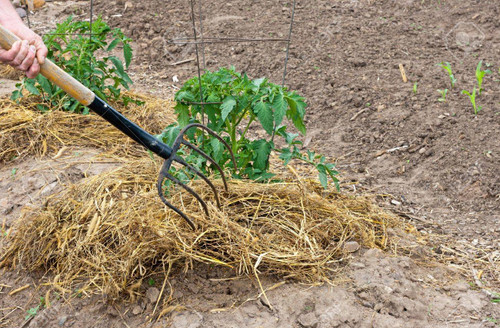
(177, 123, 237, 170)
(156, 123, 237, 229)
(157, 161, 209, 230)
(178, 140, 229, 191)
(157, 180, 196, 230)
(173, 154, 222, 208)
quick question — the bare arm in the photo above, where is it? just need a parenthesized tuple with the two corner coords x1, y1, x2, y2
(0, 0, 48, 78)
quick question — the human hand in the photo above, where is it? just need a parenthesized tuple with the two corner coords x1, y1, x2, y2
(0, 22, 48, 78)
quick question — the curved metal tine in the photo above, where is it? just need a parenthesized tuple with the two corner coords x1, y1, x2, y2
(157, 170, 209, 230)
(179, 140, 229, 191)
(157, 177, 196, 230)
(173, 155, 222, 208)
(157, 159, 196, 229)
(176, 123, 237, 170)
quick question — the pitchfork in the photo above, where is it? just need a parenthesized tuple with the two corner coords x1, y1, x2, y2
(0, 25, 236, 230)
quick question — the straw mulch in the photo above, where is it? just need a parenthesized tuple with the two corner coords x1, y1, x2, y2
(0, 63, 23, 80)
(0, 158, 403, 299)
(0, 94, 175, 162)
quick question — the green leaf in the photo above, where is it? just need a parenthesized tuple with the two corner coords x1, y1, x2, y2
(318, 170, 328, 189)
(10, 90, 21, 101)
(221, 96, 236, 121)
(272, 93, 287, 126)
(279, 147, 293, 165)
(174, 103, 190, 127)
(210, 138, 223, 162)
(107, 38, 120, 51)
(94, 89, 107, 100)
(109, 56, 126, 77)
(36, 75, 53, 95)
(291, 115, 306, 135)
(252, 77, 266, 90)
(24, 79, 40, 95)
(159, 124, 181, 146)
(252, 140, 272, 170)
(36, 104, 49, 112)
(254, 100, 274, 135)
(285, 94, 307, 134)
(123, 44, 132, 68)
(176, 91, 196, 103)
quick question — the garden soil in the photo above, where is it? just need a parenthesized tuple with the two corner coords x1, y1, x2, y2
(1, 0, 499, 327)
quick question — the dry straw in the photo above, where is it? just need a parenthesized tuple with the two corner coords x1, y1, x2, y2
(0, 63, 23, 80)
(0, 158, 402, 299)
(0, 93, 175, 162)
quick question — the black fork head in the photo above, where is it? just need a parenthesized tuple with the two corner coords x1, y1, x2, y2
(156, 123, 237, 230)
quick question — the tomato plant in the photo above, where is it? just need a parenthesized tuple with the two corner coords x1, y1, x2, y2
(159, 67, 339, 189)
(12, 16, 138, 113)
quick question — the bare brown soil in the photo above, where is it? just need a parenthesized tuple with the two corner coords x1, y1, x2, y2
(1, 0, 499, 327)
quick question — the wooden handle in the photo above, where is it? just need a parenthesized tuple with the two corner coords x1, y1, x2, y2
(0, 24, 95, 106)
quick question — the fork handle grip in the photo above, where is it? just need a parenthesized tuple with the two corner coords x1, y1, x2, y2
(0, 24, 95, 106)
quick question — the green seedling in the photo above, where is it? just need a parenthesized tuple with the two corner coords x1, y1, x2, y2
(11, 168, 17, 177)
(413, 82, 418, 94)
(161, 67, 339, 189)
(147, 278, 156, 286)
(486, 317, 498, 325)
(437, 89, 448, 102)
(475, 60, 492, 95)
(462, 87, 481, 115)
(25, 297, 45, 321)
(492, 291, 500, 303)
(437, 62, 457, 88)
(12, 16, 139, 113)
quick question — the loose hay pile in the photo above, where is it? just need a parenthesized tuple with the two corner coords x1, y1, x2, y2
(0, 94, 175, 162)
(0, 63, 23, 80)
(0, 158, 402, 299)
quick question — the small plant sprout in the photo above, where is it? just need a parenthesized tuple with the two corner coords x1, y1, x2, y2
(475, 60, 492, 95)
(413, 82, 418, 94)
(485, 317, 498, 324)
(25, 297, 46, 321)
(437, 62, 457, 88)
(462, 87, 481, 115)
(437, 89, 448, 102)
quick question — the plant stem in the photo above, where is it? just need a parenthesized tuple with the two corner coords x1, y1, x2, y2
(241, 116, 256, 142)
(230, 116, 237, 153)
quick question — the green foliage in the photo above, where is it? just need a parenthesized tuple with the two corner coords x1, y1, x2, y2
(11, 16, 137, 113)
(25, 297, 45, 321)
(437, 89, 448, 102)
(462, 87, 481, 115)
(437, 62, 457, 88)
(159, 67, 339, 189)
(475, 60, 492, 95)
(413, 82, 418, 94)
(486, 317, 498, 325)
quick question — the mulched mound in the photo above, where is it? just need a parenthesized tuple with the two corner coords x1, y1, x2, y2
(0, 93, 175, 162)
(0, 158, 404, 299)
